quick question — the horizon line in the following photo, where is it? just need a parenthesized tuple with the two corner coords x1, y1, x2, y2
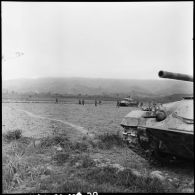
(3, 76, 162, 81)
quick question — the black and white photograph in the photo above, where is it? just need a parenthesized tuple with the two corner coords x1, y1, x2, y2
(2, 1, 193, 193)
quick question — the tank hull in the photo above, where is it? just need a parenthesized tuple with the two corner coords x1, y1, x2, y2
(120, 99, 194, 161)
(119, 97, 139, 107)
(119, 102, 138, 107)
(146, 128, 194, 159)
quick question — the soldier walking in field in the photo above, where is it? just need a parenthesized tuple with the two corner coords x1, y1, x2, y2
(95, 99, 97, 106)
(79, 99, 81, 105)
(82, 99, 85, 105)
(56, 98, 58, 104)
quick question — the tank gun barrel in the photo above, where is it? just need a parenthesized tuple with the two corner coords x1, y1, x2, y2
(158, 70, 193, 82)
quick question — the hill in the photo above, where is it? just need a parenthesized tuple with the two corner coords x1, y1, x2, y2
(2, 77, 193, 97)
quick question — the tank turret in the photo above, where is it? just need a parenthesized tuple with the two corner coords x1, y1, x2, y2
(158, 70, 193, 82)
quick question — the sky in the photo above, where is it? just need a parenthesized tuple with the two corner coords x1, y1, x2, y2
(2, 2, 193, 80)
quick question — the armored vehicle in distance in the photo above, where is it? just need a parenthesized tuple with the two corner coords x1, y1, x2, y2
(119, 96, 139, 107)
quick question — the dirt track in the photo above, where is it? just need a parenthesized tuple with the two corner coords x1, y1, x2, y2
(16, 108, 92, 136)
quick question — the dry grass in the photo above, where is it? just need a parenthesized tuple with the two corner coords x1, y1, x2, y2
(49, 179, 121, 193)
(69, 153, 96, 168)
(2, 103, 185, 193)
(40, 135, 70, 148)
(88, 131, 126, 150)
(2, 130, 178, 193)
(84, 166, 176, 193)
(52, 152, 70, 165)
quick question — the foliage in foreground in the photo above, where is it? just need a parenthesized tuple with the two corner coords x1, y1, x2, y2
(84, 166, 175, 193)
(93, 131, 126, 149)
(3, 129, 22, 142)
(3, 130, 177, 193)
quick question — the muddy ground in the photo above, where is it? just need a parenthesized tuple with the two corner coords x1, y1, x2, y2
(2, 102, 194, 193)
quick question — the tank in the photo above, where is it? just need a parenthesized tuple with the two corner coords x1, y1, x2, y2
(119, 96, 139, 107)
(120, 70, 193, 162)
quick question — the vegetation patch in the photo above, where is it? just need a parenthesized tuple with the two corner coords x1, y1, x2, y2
(52, 152, 70, 165)
(53, 179, 121, 193)
(39, 134, 90, 153)
(3, 147, 49, 193)
(2, 128, 178, 193)
(70, 141, 89, 152)
(3, 155, 26, 192)
(84, 166, 177, 193)
(34, 176, 121, 193)
(94, 132, 126, 149)
(3, 129, 23, 142)
(70, 154, 96, 168)
(40, 135, 70, 148)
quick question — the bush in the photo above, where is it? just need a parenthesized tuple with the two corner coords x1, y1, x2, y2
(40, 135, 70, 148)
(80, 155, 96, 168)
(96, 132, 125, 149)
(3, 129, 22, 142)
(85, 166, 118, 184)
(70, 154, 96, 168)
(52, 152, 70, 165)
(70, 142, 89, 152)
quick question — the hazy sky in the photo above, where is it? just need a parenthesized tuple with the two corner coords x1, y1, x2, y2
(2, 2, 193, 80)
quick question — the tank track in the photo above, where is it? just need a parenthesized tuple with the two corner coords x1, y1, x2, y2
(125, 140, 158, 164)
(124, 136, 178, 165)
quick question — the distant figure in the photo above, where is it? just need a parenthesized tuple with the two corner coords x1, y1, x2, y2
(117, 100, 120, 107)
(155, 103, 160, 112)
(82, 99, 85, 105)
(152, 102, 157, 111)
(159, 103, 163, 110)
(79, 99, 81, 105)
(99, 100, 102, 105)
(139, 102, 143, 108)
(148, 102, 152, 111)
(95, 99, 97, 106)
(56, 98, 58, 104)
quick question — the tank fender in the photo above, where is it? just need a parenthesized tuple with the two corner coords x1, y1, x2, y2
(120, 110, 149, 127)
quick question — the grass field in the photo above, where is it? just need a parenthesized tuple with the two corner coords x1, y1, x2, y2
(2, 102, 194, 193)
(2, 102, 131, 138)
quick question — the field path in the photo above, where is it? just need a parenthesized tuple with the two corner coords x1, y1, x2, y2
(16, 108, 92, 136)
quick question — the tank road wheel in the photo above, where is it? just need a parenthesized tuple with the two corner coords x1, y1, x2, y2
(137, 131, 151, 150)
(152, 149, 176, 165)
(149, 139, 176, 164)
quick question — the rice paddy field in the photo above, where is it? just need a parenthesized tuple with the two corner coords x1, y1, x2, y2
(2, 101, 194, 193)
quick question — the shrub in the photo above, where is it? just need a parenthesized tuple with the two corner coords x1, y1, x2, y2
(70, 154, 96, 168)
(80, 155, 96, 168)
(40, 135, 70, 148)
(70, 142, 89, 152)
(52, 152, 70, 165)
(85, 166, 118, 184)
(3, 129, 22, 142)
(96, 132, 125, 149)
